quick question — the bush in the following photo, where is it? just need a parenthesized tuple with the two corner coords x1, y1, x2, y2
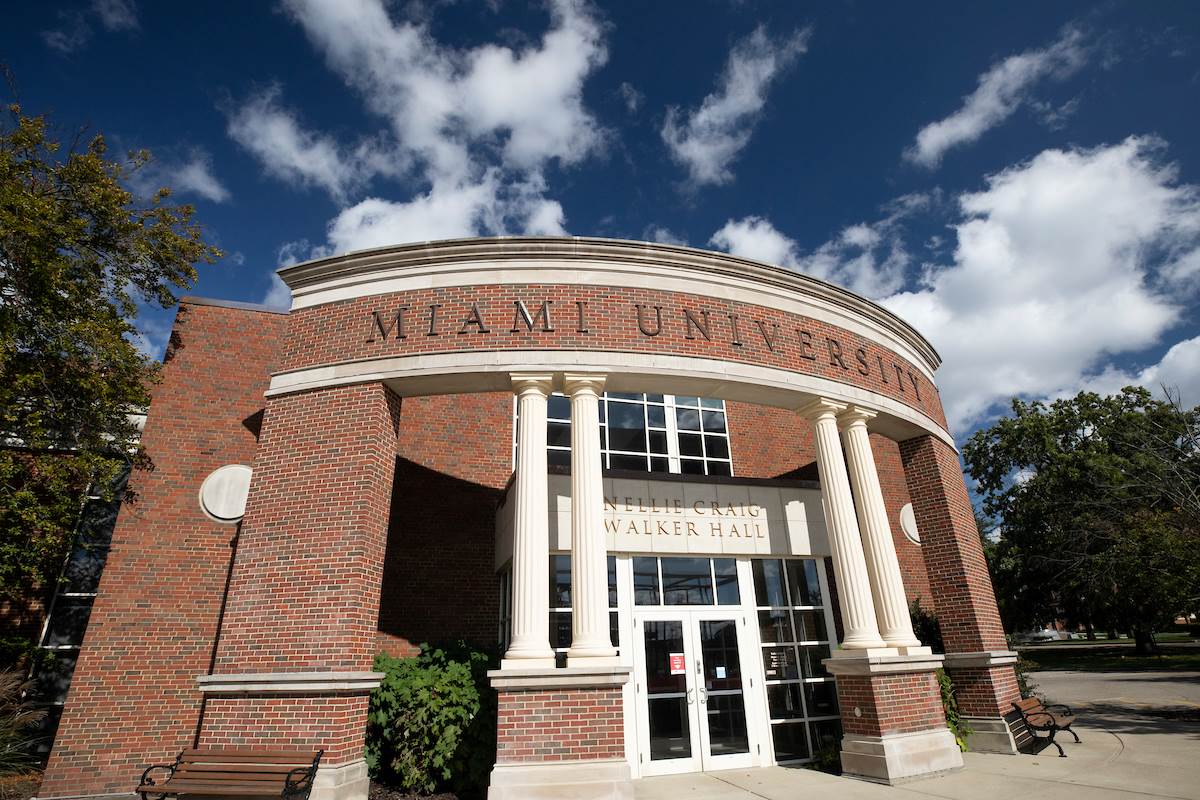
(909, 598, 944, 654)
(365, 642, 497, 798)
(1014, 656, 1039, 699)
(937, 668, 972, 751)
(0, 671, 44, 777)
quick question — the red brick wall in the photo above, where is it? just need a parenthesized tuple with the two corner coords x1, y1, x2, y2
(40, 301, 286, 798)
(495, 687, 624, 763)
(835, 670, 947, 737)
(378, 393, 512, 656)
(899, 435, 1018, 716)
(279, 285, 947, 429)
(198, 694, 369, 763)
(871, 433, 931, 607)
(725, 401, 816, 479)
(212, 382, 400, 674)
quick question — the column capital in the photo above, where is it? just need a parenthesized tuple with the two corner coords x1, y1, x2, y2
(562, 373, 607, 395)
(837, 405, 878, 431)
(795, 397, 847, 420)
(510, 373, 554, 395)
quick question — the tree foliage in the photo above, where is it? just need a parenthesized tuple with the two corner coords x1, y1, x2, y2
(963, 387, 1200, 653)
(0, 105, 219, 658)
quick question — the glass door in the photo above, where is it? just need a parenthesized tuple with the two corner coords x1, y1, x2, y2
(633, 610, 757, 775)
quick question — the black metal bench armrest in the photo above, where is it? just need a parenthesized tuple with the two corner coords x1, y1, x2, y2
(138, 762, 178, 800)
(283, 750, 324, 799)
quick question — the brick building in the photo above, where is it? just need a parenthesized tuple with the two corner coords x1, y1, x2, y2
(37, 237, 1018, 799)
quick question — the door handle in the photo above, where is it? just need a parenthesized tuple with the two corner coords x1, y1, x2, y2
(686, 688, 694, 704)
(699, 687, 708, 704)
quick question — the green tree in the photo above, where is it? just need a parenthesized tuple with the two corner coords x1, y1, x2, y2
(0, 105, 219, 662)
(963, 387, 1200, 654)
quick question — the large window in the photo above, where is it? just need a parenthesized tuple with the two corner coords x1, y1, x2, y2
(752, 558, 842, 763)
(549, 554, 619, 668)
(517, 392, 733, 476)
(632, 556, 740, 606)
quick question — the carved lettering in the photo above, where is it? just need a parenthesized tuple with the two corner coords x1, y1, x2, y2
(855, 347, 870, 376)
(575, 300, 589, 333)
(368, 307, 409, 342)
(426, 304, 442, 337)
(754, 320, 780, 352)
(511, 300, 554, 333)
(458, 303, 490, 334)
(894, 364, 906, 392)
(728, 314, 744, 348)
(908, 370, 922, 400)
(683, 308, 711, 341)
(798, 330, 817, 360)
(635, 304, 663, 336)
(877, 354, 888, 384)
(827, 338, 848, 369)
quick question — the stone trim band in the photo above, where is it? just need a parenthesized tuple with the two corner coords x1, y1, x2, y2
(195, 671, 385, 694)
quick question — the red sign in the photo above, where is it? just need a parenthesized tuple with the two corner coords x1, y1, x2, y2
(669, 653, 686, 675)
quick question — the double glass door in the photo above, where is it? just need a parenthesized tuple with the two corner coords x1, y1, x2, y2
(633, 610, 757, 775)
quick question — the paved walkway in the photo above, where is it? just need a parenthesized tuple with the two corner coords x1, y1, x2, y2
(635, 669, 1200, 800)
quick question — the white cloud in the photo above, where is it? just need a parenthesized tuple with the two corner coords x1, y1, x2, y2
(710, 194, 928, 299)
(644, 225, 687, 245)
(662, 26, 810, 186)
(906, 26, 1088, 168)
(225, 86, 391, 203)
(618, 82, 643, 113)
(885, 137, 1200, 432)
(42, 1, 137, 54)
(1069, 336, 1200, 409)
(232, 0, 607, 253)
(127, 148, 230, 204)
(92, 0, 138, 31)
(261, 275, 293, 311)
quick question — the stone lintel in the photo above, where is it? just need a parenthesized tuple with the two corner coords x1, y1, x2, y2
(822, 651, 945, 676)
(195, 671, 384, 694)
(942, 650, 1019, 669)
(488, 666, 631, 691)
(488, 759, 632, 800)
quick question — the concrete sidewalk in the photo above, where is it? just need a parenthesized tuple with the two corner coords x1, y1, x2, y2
(635, 669, 1200, 800)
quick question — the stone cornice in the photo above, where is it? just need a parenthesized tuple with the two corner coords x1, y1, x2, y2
(195, 671, 384, 694)
(488, 665, 631, 690)
(276, 236, 941, 373)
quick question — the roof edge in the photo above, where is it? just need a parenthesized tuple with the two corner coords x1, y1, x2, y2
(179, 296, 289, 315)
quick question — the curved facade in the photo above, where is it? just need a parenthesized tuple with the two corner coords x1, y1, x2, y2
(40, 238, 1018, 800)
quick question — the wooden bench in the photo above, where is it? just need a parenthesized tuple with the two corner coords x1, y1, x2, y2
(137, 748, 323, 799)
(1012, 697, 1080, 757)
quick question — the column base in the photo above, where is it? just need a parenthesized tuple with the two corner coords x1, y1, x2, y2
(840, 729, 963, 785)
(312, 758, 370, 800)
(961, 715, 1020, 754)
(500, 655, 557, 670)
(488, 760, 632, 800)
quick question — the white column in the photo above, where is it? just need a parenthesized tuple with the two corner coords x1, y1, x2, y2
(565, 374, 619, 666)
(797, 398, 888, 651)
(501, 374, 556, 669)
(839, 407, 924, 649)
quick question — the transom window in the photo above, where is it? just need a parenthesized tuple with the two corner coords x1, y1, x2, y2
(632, 556, 740, 606)
(516, 392, 733, 476)
(752, 558, 842, 763)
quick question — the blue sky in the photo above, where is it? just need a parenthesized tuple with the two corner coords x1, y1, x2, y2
(4, 0, 1200, 440)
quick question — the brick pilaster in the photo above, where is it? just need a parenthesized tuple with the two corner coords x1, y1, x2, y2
(198, 382, 401, 765)
(898, 434, 1019, 718)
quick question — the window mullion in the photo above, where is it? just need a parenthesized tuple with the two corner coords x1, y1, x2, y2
(664, 394, 681, 473)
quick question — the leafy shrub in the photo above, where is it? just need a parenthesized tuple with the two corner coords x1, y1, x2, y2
(909, 598, 944, 654)
(0, 671, 44, 777)
(1014, 656, 1039, 699)
(365, 642, 496, 798)
(937, 668, 972, 751)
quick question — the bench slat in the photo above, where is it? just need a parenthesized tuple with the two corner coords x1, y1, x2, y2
(174, 769, 294, 782)
(179, 762, 301, 774)
(139, 780, 283, 796)
(183, 748, 319, 761)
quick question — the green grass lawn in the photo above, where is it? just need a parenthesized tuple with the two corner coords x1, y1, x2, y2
(1019, 644, 1200, 672)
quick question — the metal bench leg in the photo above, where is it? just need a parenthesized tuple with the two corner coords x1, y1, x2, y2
(1048, 730, 1065, 757)
(1067, 727, 1080, 743)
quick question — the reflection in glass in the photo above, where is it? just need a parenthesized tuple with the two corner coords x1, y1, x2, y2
(699, 619, 749, 755)
(800, 644, 833, 678)
(676, 407, 701, 431)
(633, 557, 660, 605)
(713, 559, 740, 604)
(787, 559, 823, 606)
(607, 401, 647, 452)
(771, 722, 811, 762)
(758, 609, 793, 644)
(752, 560, 787, 608)
(643, 620, 691, 761)
(761, 646, 799, 680)
(42, 598, 94, 648)
(701, 410, 726, 433)
(767, 683, 805, 719)
(794, 610, 828, 642)
(661, 557, 713, 605)
(550, 555, 571, 607)
(805, 681, 839, 717)
(810, 719, 843, 755)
